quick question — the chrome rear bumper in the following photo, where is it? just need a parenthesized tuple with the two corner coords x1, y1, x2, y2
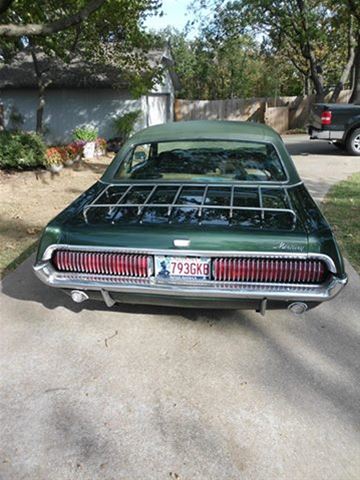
(33, 261, 347, 303)
(308, 127, 344, 140)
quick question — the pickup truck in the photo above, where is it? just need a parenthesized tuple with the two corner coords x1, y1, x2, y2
(308, 103, 360, 155)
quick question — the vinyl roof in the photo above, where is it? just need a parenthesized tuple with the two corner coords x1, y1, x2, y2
(128, 120, 281, 144)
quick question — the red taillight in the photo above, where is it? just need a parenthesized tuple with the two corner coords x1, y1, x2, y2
(212, 258, 327, 284)
(321, 110, 332, 125)
(53, 250, 151, 277)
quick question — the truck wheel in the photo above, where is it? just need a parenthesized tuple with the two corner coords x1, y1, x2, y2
(346, 128, 360, 156)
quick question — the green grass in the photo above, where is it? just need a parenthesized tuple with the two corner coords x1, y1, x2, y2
(322, 172, 360, 273)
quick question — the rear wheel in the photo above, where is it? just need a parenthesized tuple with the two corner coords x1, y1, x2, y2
(346, 128, 360, 155)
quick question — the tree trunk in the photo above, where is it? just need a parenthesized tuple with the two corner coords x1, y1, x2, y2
(303, 73, 311, 95)
(331, 20, 357, 103)
(295, 0, 325, 101)
(350, 34, 360, 103)
(330, 47, 356, 102)
(0, 104, 4, 131)
(36, 83, 46, 134)
(29, 46, 48, 135)
(308, 51, 326, 101)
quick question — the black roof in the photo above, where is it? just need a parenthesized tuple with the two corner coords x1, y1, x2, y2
(0, 48, 178, 90)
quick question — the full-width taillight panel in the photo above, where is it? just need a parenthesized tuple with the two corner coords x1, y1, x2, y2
(212, 258, 327, 284)
(52, 251, 329, 284)
(52, 250, 152, 277)
(321, 110, 332, 125)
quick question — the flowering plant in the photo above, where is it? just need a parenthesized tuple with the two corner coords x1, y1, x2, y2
(96, 137, 106, 148)
(56, 147, 70, 163)
(45, 147, 62, 166)
(66, 142, 83, 159)
(95, 137, 107, 156)
(73, 139, 86, 148)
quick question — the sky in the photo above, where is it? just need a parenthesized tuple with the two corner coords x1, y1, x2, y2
(144, 0, 194, 33)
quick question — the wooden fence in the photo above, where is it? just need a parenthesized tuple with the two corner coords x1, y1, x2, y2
(174, 90, 352, 133)
(174, 98, 265, 123)
(265, 105, 289, 133)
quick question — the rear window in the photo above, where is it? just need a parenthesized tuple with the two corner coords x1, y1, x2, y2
(114, 140, 287, 182)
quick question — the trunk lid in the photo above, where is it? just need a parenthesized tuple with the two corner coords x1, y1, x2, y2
(58, 183, 310, 255)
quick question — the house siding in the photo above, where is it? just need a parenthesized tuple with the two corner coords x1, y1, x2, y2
(0, 88, 146, 144)
(0, 72, 174, 144)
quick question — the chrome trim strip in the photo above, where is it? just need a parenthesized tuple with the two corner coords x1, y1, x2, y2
(229, 185, 235, 219)
(98, 178, 305, 189)
(167, 184, 183, 216)
(33, 262, 347, 303)
(41, 244, 338, 274)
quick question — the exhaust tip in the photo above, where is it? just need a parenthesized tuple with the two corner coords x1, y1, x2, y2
(71, 290, 89, 303)
(288, 302, 308, 315)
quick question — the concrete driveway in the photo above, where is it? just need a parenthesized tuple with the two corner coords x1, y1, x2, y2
(1, 136, 360, 480)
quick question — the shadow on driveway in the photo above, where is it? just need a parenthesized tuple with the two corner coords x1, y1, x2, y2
(283, 135, 348, 157)
(1, 253, 360, 478)
(1, 254, 235, 322)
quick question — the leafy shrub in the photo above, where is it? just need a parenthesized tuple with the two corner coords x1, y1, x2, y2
(73, 126, 98, 142)
(113, 110, 141, 141)
(0, 131, 46, 169)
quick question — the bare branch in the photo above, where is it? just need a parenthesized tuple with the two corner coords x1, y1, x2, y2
(0, 0, 106, 37)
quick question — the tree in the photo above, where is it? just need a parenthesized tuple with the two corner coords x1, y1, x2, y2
(191, 0, 358, 102)
(345, 0, 360, 102)
(0, 0, 107, 37)
(161, 27, 302, 100)
(0, 1, 162, 134)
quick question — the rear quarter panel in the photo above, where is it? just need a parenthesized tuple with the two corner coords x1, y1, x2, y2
(292, 185, 346, 277)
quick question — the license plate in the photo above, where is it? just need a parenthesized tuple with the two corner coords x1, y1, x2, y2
(155, 256, 211, 280)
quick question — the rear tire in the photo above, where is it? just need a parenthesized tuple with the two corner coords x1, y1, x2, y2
(346, 128, 360, 155)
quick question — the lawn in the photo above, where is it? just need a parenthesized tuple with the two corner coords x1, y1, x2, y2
(0, 157, 112, 278)
(322, 172, 360, 274)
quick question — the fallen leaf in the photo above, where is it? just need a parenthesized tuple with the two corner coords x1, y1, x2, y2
(26, 227, 41, 235)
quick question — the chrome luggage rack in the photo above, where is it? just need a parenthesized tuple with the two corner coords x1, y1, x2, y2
(82, 182, 297, 225)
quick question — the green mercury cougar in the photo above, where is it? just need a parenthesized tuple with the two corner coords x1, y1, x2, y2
(34, 121, 347, 315)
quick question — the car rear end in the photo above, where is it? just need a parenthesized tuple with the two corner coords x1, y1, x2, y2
(33, 121, 347, 315)
(33, 181, 347, 315)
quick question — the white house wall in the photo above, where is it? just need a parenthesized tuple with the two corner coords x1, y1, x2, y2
(151, 70, 175, 120)
(1, 88, 145, 144)
(1, 66, 175, 144)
